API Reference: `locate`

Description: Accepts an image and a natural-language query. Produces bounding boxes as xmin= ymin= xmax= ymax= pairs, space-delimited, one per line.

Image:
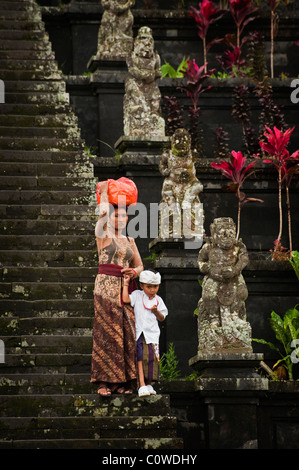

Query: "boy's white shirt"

xmin=129 ymin=290 xmax=168 ymax=344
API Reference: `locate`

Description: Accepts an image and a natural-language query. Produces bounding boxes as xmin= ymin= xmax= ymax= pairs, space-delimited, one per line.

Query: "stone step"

xmin=1 ymin=335 xmax=93 ymax=354
xmin=0 ymin=20 xmax=44 ymax=32
xmin=0 ymin=150 xmax=87 ymax=163
xmin=0 ymin=40 xmax=50 ymax=51
xmin=0 ymin=126 xmax=78 ymax=139
xmin=0 ymin=394 xmax=172 ymax=418
xmin=0 ymin=204 xmax=95 ymax=220
xmin=0 ymin=353 xmax=92 ymax=373
xmin=0 ymin=69 xmax=62 ymax=81
xmin=4 ymin=92 xmax=70 ymax=105
xmin=0 ymin=103 xmax=73 ymax=116
xmin=0 ymin=233 xmax=94 ymax=250
xmin=0 ymin=250 xmax=97 ymax=267
xmin=0 ymin=281 xmax=94 ymax=300
xmin=0 ymin=190 xmax=93 ymax=205
xmin=1 ymin=266 xmax=96 ymax=281
xmin=0 ymin=2 xmax=40 ymax=12
xmin=0 ymin=373 xmax=93 ymax=395
xmin=0 ymin=30 xmax=48 ymax=41
xmin=1 ymin=218 xmax=95 ymax=234
xmin=0 ymin=415 xmax=178 ymax=440
xmin=0 ymin=9 xmax=40 ymax=20
xmin=0 ymin=298 xmax=95 ymax=317
xmin=0 ymin=58 xmax=57 ymax=71
xmin=0 ymin=176 xmax=95 ymax=190
xmin=0 ymin=113 xmax=77 ymax=128
xmin=0 ymin=162 xmax=93 ymax=177
xmin=0 ymin=49 xmax=55 ymax=61
xmin=0 ymin=137 xmax=85 ymax=151
xmin=0 ymin=437 xmax=184 ymax=450
xmin=0 ymin=316 xmax=93 ymax=336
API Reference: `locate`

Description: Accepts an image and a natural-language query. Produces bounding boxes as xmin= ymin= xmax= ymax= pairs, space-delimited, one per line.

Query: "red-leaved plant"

xmin=180 ymin=59 xmax=214 ymax=109
xmin=259 ymin=125 xmax=299 ymax=256
xmin=190 ymin=0 xmax=224 ymax=72
xmin=211 ymin=150 xmax=262 ymax=239
xmin=229 ymin=0 xmax=259 ymax=48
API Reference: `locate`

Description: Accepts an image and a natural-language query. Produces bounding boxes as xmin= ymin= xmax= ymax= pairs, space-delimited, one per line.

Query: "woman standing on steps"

xmin=91 ymin=181 xmax=143 ymax=396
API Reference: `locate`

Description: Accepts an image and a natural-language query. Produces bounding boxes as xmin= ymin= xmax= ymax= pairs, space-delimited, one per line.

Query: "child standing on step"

xmin=122 ymin=270 xmax=168 ymax=397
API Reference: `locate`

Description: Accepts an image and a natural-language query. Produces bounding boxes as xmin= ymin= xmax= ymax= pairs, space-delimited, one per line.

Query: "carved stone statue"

xmin=159 ymin=128 xmax=203 ymax=239
xmin=123 ymin=26 xmax=165 ymax=137
xmin=97 ymin=0 xmax=135 ymax=59
xmin=197 ymin=217 xmax=252 ymax=353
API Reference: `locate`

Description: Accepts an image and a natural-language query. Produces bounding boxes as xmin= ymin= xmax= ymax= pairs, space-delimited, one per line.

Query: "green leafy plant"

xmin=159 ymin=342 xmax=181 ymax=380
xmin=289 ymin=251 xmax=299 ymax=281
xmin=253 ymin=307 xmax=299 ymax=380
xmin=161 ymin=57 xmax=189 ymax=78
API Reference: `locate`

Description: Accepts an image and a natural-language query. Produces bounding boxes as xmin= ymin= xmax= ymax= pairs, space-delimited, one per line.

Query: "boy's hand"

xmin=150 ymin=305 xmax=158 ymax=315
xmin=123 ymin=274 xmax=131 ymax=285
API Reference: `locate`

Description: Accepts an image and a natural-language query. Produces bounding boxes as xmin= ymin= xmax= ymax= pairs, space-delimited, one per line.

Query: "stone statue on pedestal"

xmin=123 ymin=26 xmax=165 ymax=137
xmin=97 ymin=0 xmax=135 ymax=59
xmin=197 ymin=217 xmax=252 ymax=353
xmin=159 ymin=128 xmax=203 ymax=239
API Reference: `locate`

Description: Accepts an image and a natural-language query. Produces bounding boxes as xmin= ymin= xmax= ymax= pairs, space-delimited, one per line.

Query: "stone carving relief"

xmin=123 ymin=26 xmax=165 ymax=137
xmin=159 ymin=128 xmax=203 ymax=240
xmin=197 ymin=217 xmax=252 ymax=353
xmin=97 ymin=0 xmax=135 ymax=59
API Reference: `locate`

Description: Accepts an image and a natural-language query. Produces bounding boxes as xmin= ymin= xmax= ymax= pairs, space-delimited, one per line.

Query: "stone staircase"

xmin=0 ymin=0 xmax=183 ymax=449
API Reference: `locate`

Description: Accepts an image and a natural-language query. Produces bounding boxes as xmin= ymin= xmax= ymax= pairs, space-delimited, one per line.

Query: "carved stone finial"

xmin=123 ymin=26 xmax=165 ymax=137
xmin=196 ymin=217 xmax=252 ymax=353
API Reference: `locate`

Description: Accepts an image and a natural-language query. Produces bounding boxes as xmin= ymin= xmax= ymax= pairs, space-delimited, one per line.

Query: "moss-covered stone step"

xmin=0 ymin=190 xmax=93 ymax=205
xmin=0 ymin=297 xmax=95 ymax=318
xmin=1 ymin=353 xmax=92 ymax=373
xmin=5 ymin=93 xmax=70 ymax=107
xmin=0 ymin=162 xmax=93 ymax=177
xmin=0 ymin=103 xmax=73 ymax=117
xmin=0 ymin=69 xmax=62 ymax=81
xmin=0 ymin=150 xmax=87 ymax=163
xmin=1 ymin=218 xmax=95 ymax=235
xmin=1 ymin=49 xmax=55 ymax=61
xmin=0 ymin=29 xmax=48 ymax=41
xmin=0 ymin=206 xmax=94 ymax=222
xmin=0 ymin=436 xmax=184 ymax=449
xmin=0 ymin=249 xmax=97 ymax=267
xmin=0 ymin=113 xmax=78 ymax=128
xmin=0 ymin=393 xmax=172 ymax=418
xmin=0 ymin=281 xmax=94 ymax=300
xmin=0 ymin=19 xmax=44 ymax=31
xmin=0 ymin=234 xmax=94 ymax=250
xmin=0 ymin=373 xmax=93 ymax=395
xmin=0 ymin=9 xmax=40 ymax=20
xmin=0 ymin=336 xmax=92 ymax=354
xmin=0 ymin=176 xmax=95 ymax=190
xmin=0 ymin=136 xmax=85 ymax=151
xmin=0 ymin=39 xmax=51 ymax=50
xmin=0 ymin=1 xmax=40 ymax=12
xmin=0 ymin=126 xmax=78 ymax=139
xmin=0 ymin=316 xmax=93 ymax=336
xmin=1 ymin=266 xmax=96 ymax=282
xmin=0 ymin=415 xmax=178 ymax=440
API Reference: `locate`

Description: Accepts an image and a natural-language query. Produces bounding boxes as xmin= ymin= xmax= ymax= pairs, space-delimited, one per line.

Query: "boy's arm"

xmin=150 ymin=305 xmax=166 ymax=322
xmin=122 ymin=274 xmax=131 ymax=304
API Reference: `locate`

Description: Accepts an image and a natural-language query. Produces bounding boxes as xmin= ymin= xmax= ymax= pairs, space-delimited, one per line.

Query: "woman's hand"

xmin=121 ymin=267 xmax=136 ymax=279
xmin=97 ymin=181 xmax=109 ymax=194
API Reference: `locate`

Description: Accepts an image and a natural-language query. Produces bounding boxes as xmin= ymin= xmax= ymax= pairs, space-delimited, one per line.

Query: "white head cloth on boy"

xmin=139 ymin=270 xmax=161 ymax=285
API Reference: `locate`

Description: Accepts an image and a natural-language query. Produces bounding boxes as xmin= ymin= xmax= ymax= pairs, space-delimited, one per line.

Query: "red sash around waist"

xmin=98 ymin=263 xmax=138 ymax=294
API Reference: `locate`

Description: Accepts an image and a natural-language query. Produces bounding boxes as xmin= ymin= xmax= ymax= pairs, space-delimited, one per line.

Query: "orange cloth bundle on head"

xmin=96 ymin=177 xmax=138 ymax=207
